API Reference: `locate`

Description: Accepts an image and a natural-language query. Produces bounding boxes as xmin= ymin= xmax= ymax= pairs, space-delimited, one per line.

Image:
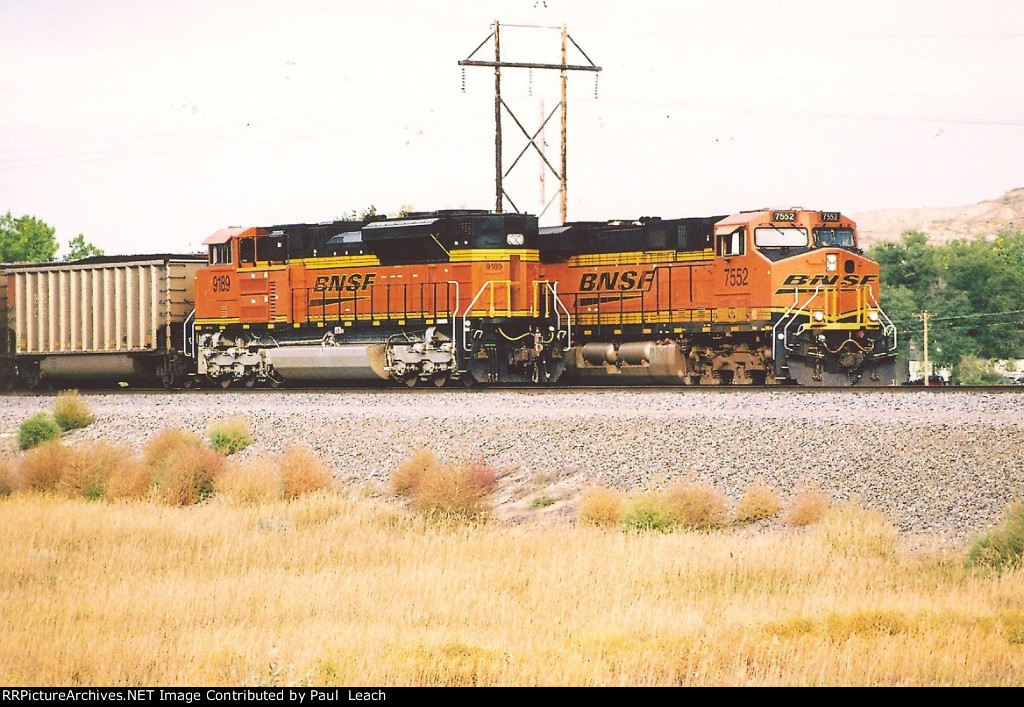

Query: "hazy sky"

xmin=2 ymin=0 xmax=1023 ymax=255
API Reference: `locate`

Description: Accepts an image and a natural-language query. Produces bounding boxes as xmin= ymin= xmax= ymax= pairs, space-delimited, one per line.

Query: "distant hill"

xmin=851 ymin=188 xmax=1024 ymax=248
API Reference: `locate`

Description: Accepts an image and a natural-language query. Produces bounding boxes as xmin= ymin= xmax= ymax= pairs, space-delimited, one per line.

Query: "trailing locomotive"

xmin=0 ymin=207 xmax=897 ymax=389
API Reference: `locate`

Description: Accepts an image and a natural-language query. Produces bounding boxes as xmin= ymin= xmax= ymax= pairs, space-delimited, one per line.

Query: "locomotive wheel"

xmin=431 ymin=374 xmax=448 ymax=388
xmin=182 ymin=376 xmax=196 ymax=390
xmin=243 ymin=372 xmax=257 ymax=389
xmin=460 ymin=373 xmax=477 ymax=388
xmin=403 ymin=375 xmax=419 ymax=388
xmin=219 ymin=377 xmax=232 ymax=390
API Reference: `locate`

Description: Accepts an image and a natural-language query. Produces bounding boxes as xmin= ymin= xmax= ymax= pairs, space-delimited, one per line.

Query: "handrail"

xmin=771 ymin=292 xmax=802 ymax=371
xmin=779 ymin=287 xmax=822 ymax=351
xmin=183 ymin=308 xmax=196 ymax=359
xmin=462 ymin=281 xmax=511 ymax=351
xmin=447 ymin=280 xmax=460 ymax=348
xmin=547 ymin=281 xmax=572 ymax=350
xmin=531 ymin=280 xmax=573 ymax=350
xmin=865 ymin=287 xmax=898 ymax=352
xmin=305 ymin=280 xmax=459 ymax=324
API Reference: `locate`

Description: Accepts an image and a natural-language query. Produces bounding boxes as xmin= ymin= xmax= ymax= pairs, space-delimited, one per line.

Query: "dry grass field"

xmin=2 ymin=488 xmax=1023 ymax=687
xmin=1 ymin=390 xmax=1022 ymax=686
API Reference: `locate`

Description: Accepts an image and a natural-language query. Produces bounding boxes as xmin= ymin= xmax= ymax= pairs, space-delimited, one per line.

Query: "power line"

xmin=894 ymin=309 xmax=1024 ymax=326
xmin=0 ymin=103 xmax=494 ymax=171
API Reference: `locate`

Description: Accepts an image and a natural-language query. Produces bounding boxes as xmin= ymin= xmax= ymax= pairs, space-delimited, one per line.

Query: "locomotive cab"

xmin=747 ymin=209 xmax=896 ymax=385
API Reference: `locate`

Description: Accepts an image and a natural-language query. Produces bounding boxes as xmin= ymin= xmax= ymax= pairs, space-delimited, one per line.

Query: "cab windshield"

xmin=754 ymin=227 xmax=807 ymax=248
xmin=814 ymin=228 xmax=856 ymax=248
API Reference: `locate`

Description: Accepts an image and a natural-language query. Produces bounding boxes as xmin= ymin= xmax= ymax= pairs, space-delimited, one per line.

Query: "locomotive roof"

xmin=204 ymin=226 xmax=264 ymax=245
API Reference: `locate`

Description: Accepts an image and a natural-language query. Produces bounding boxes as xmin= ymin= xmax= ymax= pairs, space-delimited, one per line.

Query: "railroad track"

xmin=3 ymin=383 xmax=1023 ymax=397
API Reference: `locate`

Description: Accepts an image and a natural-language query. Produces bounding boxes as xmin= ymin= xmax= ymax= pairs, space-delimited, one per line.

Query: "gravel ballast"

xmin=2 ymin=388 xmax=1022 ymax=547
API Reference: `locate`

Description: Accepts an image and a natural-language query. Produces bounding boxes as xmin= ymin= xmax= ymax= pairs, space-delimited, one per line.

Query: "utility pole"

xmin=916 ymin=311 xmax=932 ymax=386
xmin=459 ymin=21 xmax=601 ymax=223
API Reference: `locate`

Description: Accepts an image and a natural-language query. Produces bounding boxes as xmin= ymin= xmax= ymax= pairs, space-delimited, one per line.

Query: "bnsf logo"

xmin=579 ymin=270 xmax=655 ymax=292
xmin=782 ymin=274 xmax=878 ymax=287
xmin=313 ymin=273 xmax=377 ymax=292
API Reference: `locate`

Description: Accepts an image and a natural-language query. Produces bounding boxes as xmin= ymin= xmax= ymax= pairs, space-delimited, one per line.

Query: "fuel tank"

xmin=565 ymin=341 xmax=691 ymax=384
xmin=265 ymin=344 xmax=389 ymax=381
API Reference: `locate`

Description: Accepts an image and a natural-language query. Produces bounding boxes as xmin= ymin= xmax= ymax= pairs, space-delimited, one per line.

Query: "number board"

xmin=772 ymin=211 xmax=797 ymax=222
xmin=820 ymin=211 xmax=841 ymax=222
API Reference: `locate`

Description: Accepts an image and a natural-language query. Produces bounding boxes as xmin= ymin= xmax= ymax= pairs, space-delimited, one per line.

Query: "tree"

xmin=336 ymin=206 xmax=380 ymax=221
xmin=868 ymin=230 xmax=938 ymax=300
xmin=0 ymin=211 xmax=58 ymax=263
xmin=952 ymin=354 xmax=1004 ymax=386
xmin=871 ymin=226 xmax=1024 ymax=373
xmin=65 ymin=234 xmax=104 ymax=260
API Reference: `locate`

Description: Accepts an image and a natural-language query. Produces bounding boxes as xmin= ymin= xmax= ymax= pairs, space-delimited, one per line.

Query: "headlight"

xmin=812 ymin=310 xmax=825 ymax=322
xmin=867 ymin=309 xmax=880 ymax=322
xmin=826 ymin=253 xmax=838 ymax=272
xmin=506 ymin=233 xmax=525 ymax=246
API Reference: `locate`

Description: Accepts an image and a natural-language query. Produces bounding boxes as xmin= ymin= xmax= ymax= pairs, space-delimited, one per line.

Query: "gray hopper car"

xmin=1 ymin=255 xmax=206 ymax=389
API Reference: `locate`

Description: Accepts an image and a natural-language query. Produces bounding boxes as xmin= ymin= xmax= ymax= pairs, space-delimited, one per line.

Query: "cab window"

xmin=754 ymin=227 xmax=807 ymax=247
xmin=239 ymin=238 xmax=256 ymax=265
xmin=209 ymin=242 xmax=232 ymax=265
xmin=814 ymin=228 xmax=856 ymax=248
xmin=256 ymin=235 xmax=287 ymax=263
xmin=716 ymin=228 xmax=745 ymax=257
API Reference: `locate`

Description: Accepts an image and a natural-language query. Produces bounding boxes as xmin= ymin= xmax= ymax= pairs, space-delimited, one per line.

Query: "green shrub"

xmin=952 ymin=355 xmax=1004 ymax=386
xmin=53 ymin=389 xmax=95 ymax=431
xmin=207 ymin=417 xmax=252 ymax=455
xmin=967 ymin=499 xmax=1024 ymax=572
xmin=17 ymin=412 xmax=62 ymax=450
xmin=620 ymin=483 xmax=727 ymax=533
xmin=998 ymin=611 xmax=1024 ymax=645
xmin=622 ymin=492 xmax=679 ymax=532
xmin=531 ymin=494 xmax=556 ymax=508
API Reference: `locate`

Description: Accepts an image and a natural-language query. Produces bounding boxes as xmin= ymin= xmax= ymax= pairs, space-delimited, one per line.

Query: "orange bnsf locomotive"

xmin=0 ymin=207 xmax=897 ymax=389
xmin=187 ymin=207 xmax=896 ymax=388
xmin=544 ymin=208 xmax=897 ymax=386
